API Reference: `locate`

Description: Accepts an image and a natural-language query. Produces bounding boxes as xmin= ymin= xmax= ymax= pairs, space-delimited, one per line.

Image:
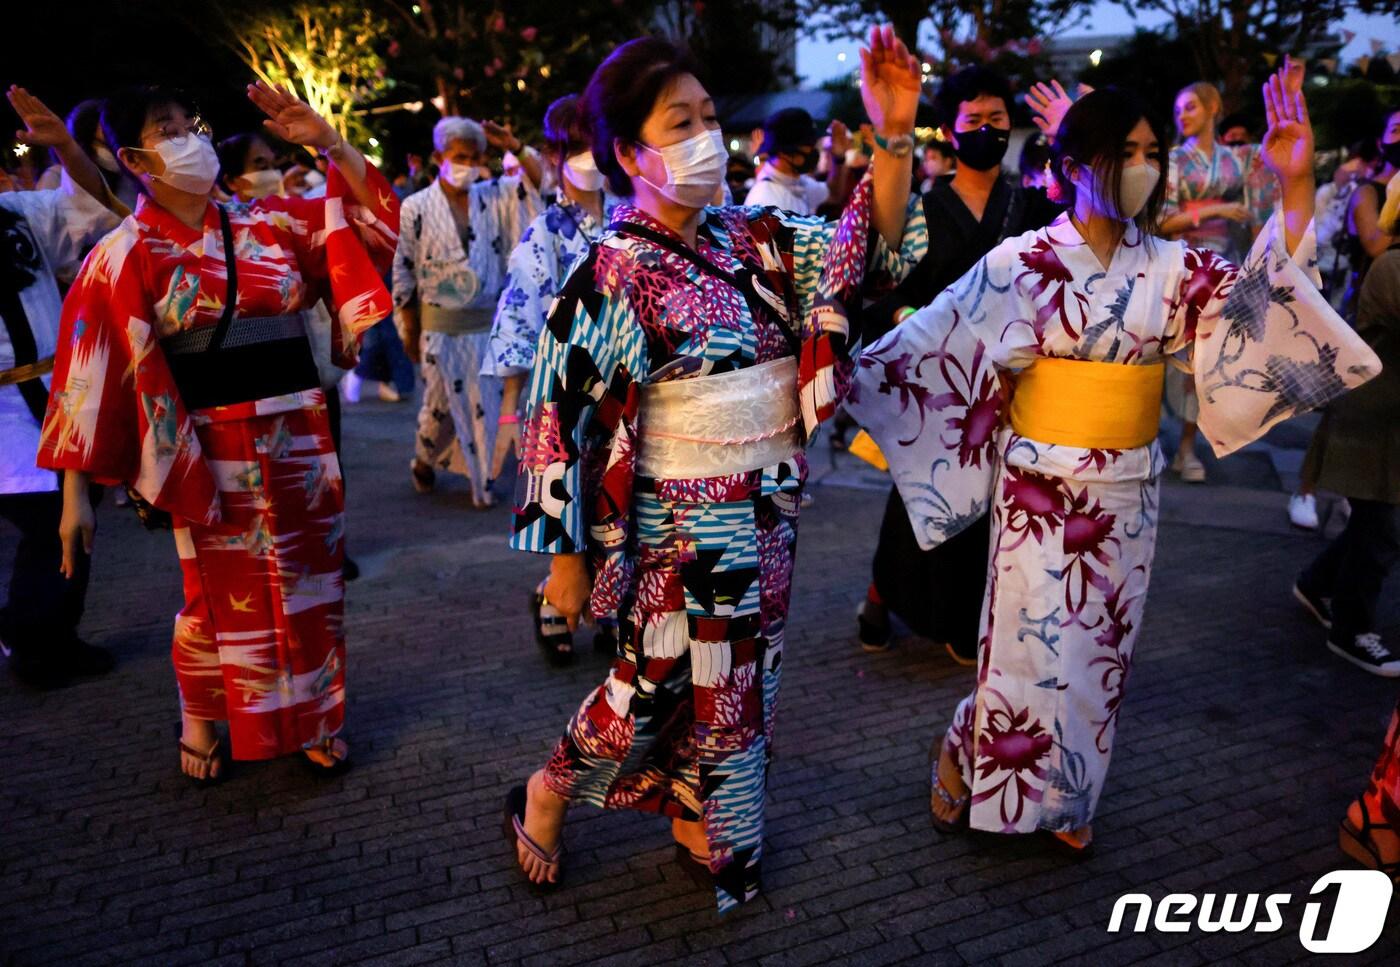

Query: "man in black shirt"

xmin=858 ymin=66 xmax=1061 ymax=663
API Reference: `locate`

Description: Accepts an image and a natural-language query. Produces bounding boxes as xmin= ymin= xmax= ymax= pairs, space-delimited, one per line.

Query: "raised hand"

xmin=8 ymin=86 xmax=73 ymax=149
xmin=859 ymin=24 xmax=921 ymax=138
xmin=482 ymin=120 xmax=521 ymax=154
xmin=247 ymin=80 xmax=339 ymax=151
xmin=1027 ymin=80 xmax=1091 ymax=139
xmin=828 ymin=119 xmax=852 ymax=158
xmin=1261 ymin=66 xmax=1313 ymax=183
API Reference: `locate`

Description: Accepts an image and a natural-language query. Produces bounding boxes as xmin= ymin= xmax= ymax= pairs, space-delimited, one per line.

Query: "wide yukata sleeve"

xmin=391 ymin=190 xmax=423 ymax=310
xmin=1177 ymin=213 xmax=1382 ymax=456
xmin=486 ymin=174 xmax=543 ymax=258
xmin=845 ymin=236 xmax=1041 ymax=549
xmin=1238 ymin=144 xmax=1279 ymax=228
xmin=744 ymin=174 xmax=926 ymax=431
xmin=37 ymin=226 xmax=220 ymax=524
xmin=486 ymin=211 xmax=555 ymax=378
xmin=509 ymin=243 xmax=637 ymax=560
xmin=8 ymin=172 xmax=120 ymax=275
xmin=259 ymin=162 xmax=400 ymax=367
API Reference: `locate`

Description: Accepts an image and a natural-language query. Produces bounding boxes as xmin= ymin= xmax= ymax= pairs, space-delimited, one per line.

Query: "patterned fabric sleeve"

xmin=485 ymin=210 xmax=554 ymax=378
xmin=488 ymin=175 xmax=543 ymax=259
xmin=391 ymin=190 xmax=422 ymax=309
xmin=845 ymin=236 xmax=1042 ymax=549
xmin=509 ymin=247 xmax=634 ymax=556
xmin=1162 ymin=150 xmax=1185 ymax=219
xmin=1175 ymin=213 xmax=1381 ymax=456
xmin=1238 ymin=144 xmax=1280 ymax=229
xmin=37 ymin=227 xmax=220 ymax=524
xmin=257 ymin=162 xmax=400 ymax=366
xmin=742 ymin=175 xmax=926 ymax=431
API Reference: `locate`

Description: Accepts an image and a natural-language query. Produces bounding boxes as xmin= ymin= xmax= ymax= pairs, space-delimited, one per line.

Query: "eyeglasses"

xmin=140 ymin=115 xmax=213 ymax=147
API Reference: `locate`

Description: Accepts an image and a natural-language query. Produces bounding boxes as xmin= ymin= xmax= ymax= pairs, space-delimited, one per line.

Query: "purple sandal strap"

xmin=512 ymin=814 xmax=560 ymax=867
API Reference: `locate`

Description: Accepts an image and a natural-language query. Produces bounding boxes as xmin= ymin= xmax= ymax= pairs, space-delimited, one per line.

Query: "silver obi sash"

xmin=636 ymin=357 xmax=800 ymax=479
xmin=420 ymin=304 xmax=495 ymax=335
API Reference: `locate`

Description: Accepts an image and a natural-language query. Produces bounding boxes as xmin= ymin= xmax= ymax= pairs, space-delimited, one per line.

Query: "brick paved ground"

xmin=2 ymin=398 xmax=1397 ymax=967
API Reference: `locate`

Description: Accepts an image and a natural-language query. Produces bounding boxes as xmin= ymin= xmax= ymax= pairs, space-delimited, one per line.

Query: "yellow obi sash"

xmin=1009 ymin=357 xmax=1165 ymax=450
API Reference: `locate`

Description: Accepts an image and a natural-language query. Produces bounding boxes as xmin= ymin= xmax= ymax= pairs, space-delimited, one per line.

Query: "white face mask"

xmin=637 ymin=129 xmax=727 ymax=209
xmin=140 ymin=134 xmax=219 ymax=195
xmin=93 ymin=144 xmax=120 ymax=173
xmin=563 ymin=151 xmax=605 ymax=192
xmin=1076 ymin=160 xmax=1160 ymax=221
xmin=238 ymin=168 xmax=284 ymax=200
xmin=441 ymin=161 xmax=479 ymax=189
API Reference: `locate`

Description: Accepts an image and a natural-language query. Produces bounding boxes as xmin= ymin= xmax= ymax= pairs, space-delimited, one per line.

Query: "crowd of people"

xmin=1 ymin=20 xmax=1398 ymax=911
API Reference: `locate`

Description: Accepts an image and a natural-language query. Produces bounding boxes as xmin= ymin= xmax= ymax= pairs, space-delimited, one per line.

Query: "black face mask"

xmin=1383 ymin=139 xmax=1400 ymax=169
xmin=953 ymin=125 xmax=1010 ymax=172
xmin=786 ymin=147 xmax=819 ymax=175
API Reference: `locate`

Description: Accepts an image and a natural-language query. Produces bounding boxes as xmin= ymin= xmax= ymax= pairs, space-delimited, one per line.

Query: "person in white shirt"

xmin=0 ymin=87 xmax=122 ymax=688
xmin=743 ymin=107 xmax=835 ymax=215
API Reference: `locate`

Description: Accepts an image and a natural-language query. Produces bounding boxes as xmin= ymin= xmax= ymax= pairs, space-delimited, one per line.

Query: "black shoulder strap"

xmin=613 ymin=220 xmax=802 ymax=356
xmin=207 ymin=205 xmax=238 ymax=353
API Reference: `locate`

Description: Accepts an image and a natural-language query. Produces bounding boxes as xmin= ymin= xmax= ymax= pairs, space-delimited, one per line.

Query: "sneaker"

xmin=857 ymin=598 xmax=892 ymax=653
xmin=341 ymin=371 xmax=363 ymax=404
xmin=1288 ymin=493 xmax=1319 ymax=530
xmin=1327 ymin=633 xmax=1400 ymax=678
xmin=1292 ymin=580 xmax=1333 ymax=630
xmin=410 ymin=460 xmax=435 ymax=495
xmin=1175 ymin=448 xmax=1206 ymax=483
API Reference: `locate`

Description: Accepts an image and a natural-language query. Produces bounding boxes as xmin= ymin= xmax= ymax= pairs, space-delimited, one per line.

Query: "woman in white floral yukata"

xmin=484 ymin=93 xmax=623 ymax=667
xmin=848 ymin=71 xmax=1381 ymax=853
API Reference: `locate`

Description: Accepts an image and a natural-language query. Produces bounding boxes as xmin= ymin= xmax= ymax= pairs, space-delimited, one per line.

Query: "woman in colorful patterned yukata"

xmin=502 ymin=28 xmax=926 ymax=910
xmin=848 ymin=72 xmax=1381 ymax=853
xmin=485 ymin=93 xmax=624 ymax=667
xmin=38 ymin=82 xmax=398 ymax=782
xmin=1159 ymin=80 xmax=1281 ymax=484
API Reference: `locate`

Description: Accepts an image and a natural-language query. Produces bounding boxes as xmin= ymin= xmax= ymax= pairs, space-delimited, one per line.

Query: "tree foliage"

xmin=225 ymin=3 xmax=391 ymax=142
xmin=1118 ymin=0 xmax=1400 ymax=109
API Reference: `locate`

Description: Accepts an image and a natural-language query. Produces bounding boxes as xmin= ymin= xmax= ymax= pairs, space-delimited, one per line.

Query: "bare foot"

xmin=179 ymin=716 xmax=223 ymax=780
xmin=1052 ymin=826 xmax=1094 ymax=850
xmin=930 ymin=736 xmax=968 ymax=826
xmin=304 ymin=737 xmax=349 ymax=769
xmin=517 ymin=770 xmax=567 ymax=884
xmin=672 ymin=817 xmax=708 ymax=860
xmin=1346 ymin=798 xmax=1400 ymax=866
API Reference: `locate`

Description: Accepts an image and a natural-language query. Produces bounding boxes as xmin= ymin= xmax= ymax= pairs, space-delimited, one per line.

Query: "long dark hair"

xmin=582 ymin=37 xmax=699 ymax=196
xmin=1051 ymin=88 xmax=1170 ymax=239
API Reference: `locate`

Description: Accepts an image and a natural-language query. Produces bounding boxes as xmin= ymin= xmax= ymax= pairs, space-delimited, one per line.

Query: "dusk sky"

xmin=796 ymin=3 xmax=1400 ymax=85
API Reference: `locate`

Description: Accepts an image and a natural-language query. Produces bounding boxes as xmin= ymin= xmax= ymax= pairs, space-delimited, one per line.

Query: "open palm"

xmin=1260 ymin=67 xmax=1313 ymax=182
xmin=247 ymin=80 xmax=338 ymax=151
xmin=859 ymin=24 xmax=921 ymax=137
xmin=8 ymin=86 xmax=70 ymax=149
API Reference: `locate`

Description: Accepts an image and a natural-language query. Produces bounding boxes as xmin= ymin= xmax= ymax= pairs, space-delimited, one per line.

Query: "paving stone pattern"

xmin=2 ymin=400 xmax=1398 ymax=966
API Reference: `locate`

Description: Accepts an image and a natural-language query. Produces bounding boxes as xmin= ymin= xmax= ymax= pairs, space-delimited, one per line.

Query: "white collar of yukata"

xmin=1048 ymin=211 xmax=1147 ymax=246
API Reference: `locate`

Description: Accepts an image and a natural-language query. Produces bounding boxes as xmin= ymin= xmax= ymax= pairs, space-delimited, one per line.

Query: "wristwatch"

xmin=873 ymin=131 xmax=915 ymax=158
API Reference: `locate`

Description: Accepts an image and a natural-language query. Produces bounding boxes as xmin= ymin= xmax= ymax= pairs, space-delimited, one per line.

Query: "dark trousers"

xmin=353 ymin=316 xmax=415 ymax=394
xmin=1301 ymin=498 xmax=1400 ymax=641
xmin=0 ymin=485 xmax=92 ymax=658
xmin=871 ymin=486 xmax=991 ymax=652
